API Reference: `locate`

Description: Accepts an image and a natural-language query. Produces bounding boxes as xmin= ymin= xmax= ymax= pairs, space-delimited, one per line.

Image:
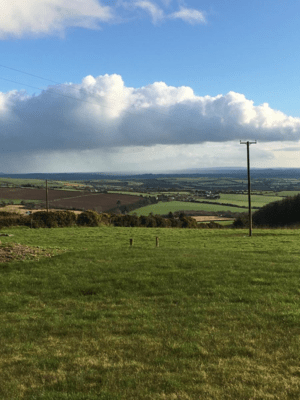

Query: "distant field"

xmin=277 ymin=191 xmax=300 ymax=196
xmin=0 ymin=178 xmax=46 ymax=186
xmin=206 ymin=193 xmax=284 ymax=208
xmin=108 ymin=191 xmax=148 ymax=197
xmin=0 ymin=188 xmax=142 ymax=212
xmin=0 ymin=178 xmax=86 ymax=189
xmin=0 ymin=227 xmax=300 ymax=398
xmin=0 ymin=188 xmax=84 ymax=202
xmin=130 ymin=201 xmax=246 ymax=216
xmin=108 ymin=191 xmax=190 ymax=197
xmin=0 ymin=199 xmax=41 ymax=205
xmin=130 ymin=193 xmax=293 ymax=216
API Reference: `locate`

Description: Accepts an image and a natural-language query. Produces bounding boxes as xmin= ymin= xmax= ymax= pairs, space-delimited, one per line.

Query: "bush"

xmin=233 ymin=213 xmax=249 ymax=228
xmin=31 ymin=211 xmax=77 ymax=228
xmin=76 ymin=210 xmax=102 ymax=227
xmin=0 ymin=211 xmax=28 ymax=229
xmin=233 ymin=194 xmax=300 ymax=228
xmin=253 ymin=194 xmax=300 ymax=227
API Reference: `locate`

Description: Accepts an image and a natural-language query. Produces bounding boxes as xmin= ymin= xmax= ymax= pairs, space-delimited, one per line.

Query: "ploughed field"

xmin=0 ymin=188 xmax=142 ymax=211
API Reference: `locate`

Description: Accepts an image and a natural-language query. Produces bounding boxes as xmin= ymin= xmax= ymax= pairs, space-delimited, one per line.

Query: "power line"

xmin=0 ymin=76 xmax=176 ymax=123
xmin=0 ymin=63 xmax=197 ymax=121
xmin=0 ymin=63 xmax=176 ymax=119
xmin=0 ymin=70 xmax=203 ymax=134
xmin=0 ymin=63 xmax=61 ymax=85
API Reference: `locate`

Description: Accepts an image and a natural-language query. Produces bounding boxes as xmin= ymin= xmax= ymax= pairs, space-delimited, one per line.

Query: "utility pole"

xmin=240 ymin=140 xmax=256 ymax=236
xmin=46 ymin=179 xmax=49 ymax=213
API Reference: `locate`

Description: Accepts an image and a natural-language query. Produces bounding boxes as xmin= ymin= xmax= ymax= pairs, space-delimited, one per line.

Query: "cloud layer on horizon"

xmin=1 ymin=73 xmax=300 ymax=152
xmin=1 ymin=73 xmax=300 ymax=172
xmin=0 ymin=0 xmax=206 ymax=39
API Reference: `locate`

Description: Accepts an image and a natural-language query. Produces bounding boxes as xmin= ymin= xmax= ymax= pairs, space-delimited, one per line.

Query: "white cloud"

xmin=1 ymin=73 xmax=300 ymax=172
xmin=0 ymin=0 xmax=207 ymax=38
xmin=169 ymin=6 xmax=206 ymax=24
xmin=133 ymin=1 xmax=165 ymax=23
xmin=0 ymin=0 xmax=114 ymax=39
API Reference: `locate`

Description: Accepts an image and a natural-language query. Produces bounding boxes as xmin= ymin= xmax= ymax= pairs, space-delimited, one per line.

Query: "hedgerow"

xmin=0 ymin=210 xmax=219 ymax=229
xmin=77 ymin=210 xmax=110 ymax=227
xmin=30 ymin=211 xmax=77 ymax=228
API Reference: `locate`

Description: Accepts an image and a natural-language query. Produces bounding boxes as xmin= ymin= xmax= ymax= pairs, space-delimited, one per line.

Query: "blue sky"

xmin=1 ymin=0 xmax=300 ymax=173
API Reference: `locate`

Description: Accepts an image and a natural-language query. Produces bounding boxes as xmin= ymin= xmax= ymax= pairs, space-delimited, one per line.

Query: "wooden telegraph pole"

xmin=240 ymin=140 xmax=256 ymax=236
xmin=46 ymin=179 xmax=49 ymax=213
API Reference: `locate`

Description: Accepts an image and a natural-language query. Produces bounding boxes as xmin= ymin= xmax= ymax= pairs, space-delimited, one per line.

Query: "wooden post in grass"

xmin=240 ymin=140 xmax=256 ymax=236
xmin=156 ymin=237 xmax=159 ymax=247
xmin=45 ymin=179 xmax=49 ymax=213
xmin=130 ymin=238 xmax=133 ymax=246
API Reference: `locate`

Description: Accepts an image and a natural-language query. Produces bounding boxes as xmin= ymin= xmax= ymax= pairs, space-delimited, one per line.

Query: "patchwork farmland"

xmin=0 ymin=188 xmax=142 ymax=212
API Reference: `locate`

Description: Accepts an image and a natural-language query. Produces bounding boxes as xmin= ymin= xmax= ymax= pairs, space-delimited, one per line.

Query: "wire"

xmin=0 ymin=71 xmax=196 ymax=126
xmin=0 ymin=62 xmax=194 ymax=120
xmin=0 ymin=76 xmax=139 ymax=115
xmin=0 ymin=63 xmax=61 ymax=85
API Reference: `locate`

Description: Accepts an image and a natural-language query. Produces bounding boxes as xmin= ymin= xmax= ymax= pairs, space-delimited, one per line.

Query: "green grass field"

xmin=108 ymin=191 xmax=190 ymax=197
xmin=130 ymin=201 xmax=246 ymax=216
xmin=0 ymin=178 xmax=85 ymax=190
xmin=130 ymin=193 xmax=294 ymax=216
xmin=0 ymin=199 xmax=41 ymax=205
xmin=0 ymin=178 xmax=47 ymax=186
xmin=108 ymin=191 xmax=149 ymax=197
xmin=277 ymin=191 xmax=300 ymax=197
xmin=207 ymin=193 xmax=284 ymax=208
xmin=0 ymin=226 xmax=300 ymax=399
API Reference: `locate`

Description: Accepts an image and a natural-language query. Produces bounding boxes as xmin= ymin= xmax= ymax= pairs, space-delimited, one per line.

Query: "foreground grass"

xmin=0 ymin=226 xmax=300 ymax=399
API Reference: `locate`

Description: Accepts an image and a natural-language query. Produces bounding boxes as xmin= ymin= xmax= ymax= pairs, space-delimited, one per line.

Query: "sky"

xmin=1 ymin=0 xmax=300 ymax=173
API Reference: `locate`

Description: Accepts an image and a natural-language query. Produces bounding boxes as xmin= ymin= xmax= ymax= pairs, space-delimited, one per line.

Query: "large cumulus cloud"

xmin=1 ymin=73 xmax=300 ymax=156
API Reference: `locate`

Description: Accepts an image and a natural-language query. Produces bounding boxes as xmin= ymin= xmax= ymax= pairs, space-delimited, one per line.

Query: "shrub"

xmin=233 ymin=194 xmax=300 ymax=228
xmin=252 ymin=194 xmax=300 ymax=227
xmin=0 ymin=211 xmax=28 ymax=229
xmin=31 ymin=211 xmax=77 ymax=228
xmin=76 ymin=210 xmax=102 ymax=227
xmin=233 ymin=213 xmax=249 ymax=228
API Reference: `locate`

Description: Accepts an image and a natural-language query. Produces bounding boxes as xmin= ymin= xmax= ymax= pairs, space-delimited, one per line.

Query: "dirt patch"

xmin=0 ymin=187 xmax=83 ymax=201
xmin=0 ymin=205 xmax=83 ymax=215
xmin=191 ymin=216 xmax=234 ymax=222
xmin=0 ymin=189 xmax=142 ymax=212
xmin=0 ymin=242 xmax=62 ymax=263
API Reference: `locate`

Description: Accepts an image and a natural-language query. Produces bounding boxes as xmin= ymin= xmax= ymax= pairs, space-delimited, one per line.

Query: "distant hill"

xmin=0 ymin=168 xmax=300 ymax=181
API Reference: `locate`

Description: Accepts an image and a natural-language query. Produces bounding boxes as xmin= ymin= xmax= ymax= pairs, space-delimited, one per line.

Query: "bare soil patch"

xmin=0 ymin=243 xmax=61 ymax=263
xmin=50 ymin=193 xmax=141 ymax=212
xmin=0 ymin=205 xmax=83 ymax=215
xmin=0 ymin=188 xmax=82 ymax=201
xmin=191 ymin=216 xmax=234 ymax=222
xmin=0 ymin=189 xmax=141 ymax=211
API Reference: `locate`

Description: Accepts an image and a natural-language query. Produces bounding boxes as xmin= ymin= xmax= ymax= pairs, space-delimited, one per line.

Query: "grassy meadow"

xmin=129 ymin=193 xmax=297 ymax=216
xmin=204 ymin=193 xmax=284 ymax=208
xmin=1 ymin=226 xmax=300 ymax=399
xmin=0 ymin=199 xmax=41 ymax=205
xmin=130 ymin=201 xmax=246 ymax=216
